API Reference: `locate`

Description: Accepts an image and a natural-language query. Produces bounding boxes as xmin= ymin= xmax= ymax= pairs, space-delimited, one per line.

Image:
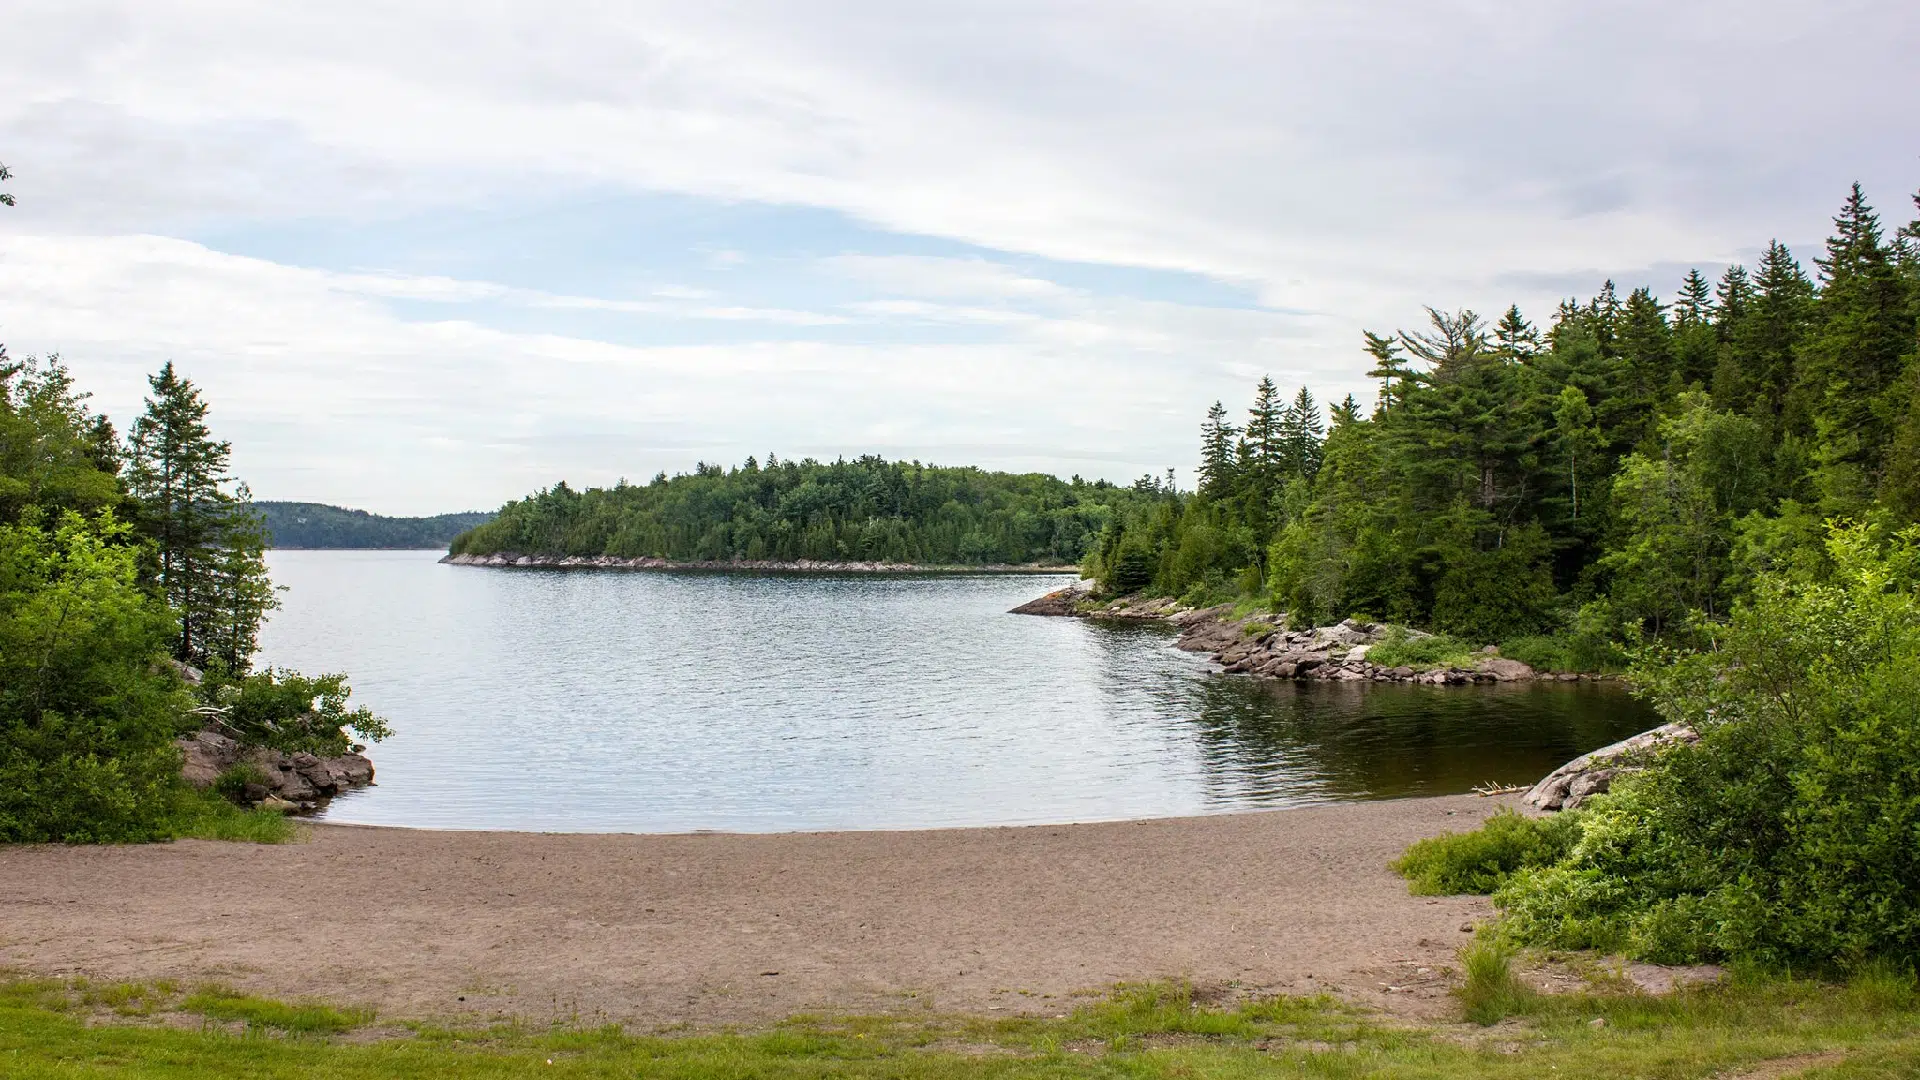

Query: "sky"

xmin=2 ymin=2 xmax=1917 ymax=514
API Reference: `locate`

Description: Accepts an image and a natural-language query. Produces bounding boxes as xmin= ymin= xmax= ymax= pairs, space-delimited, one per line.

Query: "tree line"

xmin=452 ymin=456 xmax=1170 ymax=566
xmin=1093 ymin=181 xmax=1920 ymax=664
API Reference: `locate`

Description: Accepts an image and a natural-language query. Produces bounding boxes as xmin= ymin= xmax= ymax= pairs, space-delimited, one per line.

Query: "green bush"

xmin=1493 ymin=521 xmax=1920 ymax=971
xmin=1367 ymin=627 xmax=1478 ymax=670
xmin=211 ymin=763 xmax=267 ymax=803
xmin=1496 ymin=634 xmax=1571 ymax=672
xmin=199 ymin=668 xmax=390 ymax=757
xmin=1392 ymin=809 xmax=1582 ymax=895
xmin=0 ymin=512 xmax=191 ymax=843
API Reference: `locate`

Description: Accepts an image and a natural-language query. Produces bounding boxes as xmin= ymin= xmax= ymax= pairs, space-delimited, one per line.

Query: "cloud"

xmin=2 ymin=1 xmax=1916 ymax=507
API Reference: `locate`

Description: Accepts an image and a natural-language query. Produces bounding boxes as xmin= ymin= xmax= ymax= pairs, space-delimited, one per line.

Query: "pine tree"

xmin=1197 ymin=400 xmax=1238 ymax=498
xmin=1492 ymin=305 xmax=1541 ymax=363
xmin=1399 ymin=307 xmax=1488 ymax=382
xmin=1586 ymin=281 xmax=1624 ymax=357
xmin=126 ymin=362 xmax=273 ymax=668
xmin=1280 ymin=386 xmax=1325 ymax=479
xmin=1675 ymin=269 xmax=1715 ymax=330
xmin=1618 ymin=287 xmax=1676 ymax=443
xmin=1799 ymin=183 xmax=1916 ymax=508
xmin=1363 ymin=330 xmax=1413 ymax=412
xmin=1330 ymin=394 xmax=1362 ymax=427
xmin=0 ymin=161 xmax=13 ymax=207
xmin=1735 ymin=241 xmax=1815 ymax=426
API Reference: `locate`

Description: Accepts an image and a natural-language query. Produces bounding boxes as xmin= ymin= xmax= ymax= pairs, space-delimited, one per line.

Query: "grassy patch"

xmin=5 ymin=972 xmax=1920 ymax=1078
xmin=168 ymin=788 xmax=300 ymax=843
xmin=1392 ymin=808 xmax=1582 ymax=895
xmin=181 ymin=986 xmax=375 ymax=1035
xmin=1367 ymin=627 xmax=1481 ymax=670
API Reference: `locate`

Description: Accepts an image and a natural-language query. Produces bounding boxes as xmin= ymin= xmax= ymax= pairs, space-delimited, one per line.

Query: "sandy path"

xmin=0 ymin=796 xmax=1509 ymax=1026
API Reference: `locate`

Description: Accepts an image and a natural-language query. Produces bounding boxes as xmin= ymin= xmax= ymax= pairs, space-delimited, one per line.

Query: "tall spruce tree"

xmin=1363 ymin=330 xmax=1413 ymax=412
xmin=125 ymin=362 xmax=273 ymax=668
xmin=1800 ymin=184 xmax=1916 ymax=509
xmin=1738 ymin=241 xmax=1815 ymax=427
xmin=1197 ymin=400 xmax=1239 ymax=498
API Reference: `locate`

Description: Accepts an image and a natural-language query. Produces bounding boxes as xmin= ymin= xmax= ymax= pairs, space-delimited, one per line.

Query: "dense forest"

xmin=451 ymin=458 xmax=1167 ymax=566
xmin=258 ymin=502 xmax=492 ymax=549
xmin=1086 ymin=182 xmax=1920 ymax=665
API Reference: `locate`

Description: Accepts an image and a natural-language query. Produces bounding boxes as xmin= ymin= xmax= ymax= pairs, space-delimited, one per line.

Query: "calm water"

xmin=258 ymin=550 xmax=1658 ymax=832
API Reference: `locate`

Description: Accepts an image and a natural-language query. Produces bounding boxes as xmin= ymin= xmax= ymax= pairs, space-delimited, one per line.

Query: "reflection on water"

xmin=259 ymin=550 xmax=1658 ymax=833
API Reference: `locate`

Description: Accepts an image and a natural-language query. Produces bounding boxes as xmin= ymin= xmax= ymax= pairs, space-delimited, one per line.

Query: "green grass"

xmin=1392 ymin=808 xmax=1582 ymax=895
xmin=5 ymin=971 xmax=1920 ymax=1078
xmin=167 ymin=788 xmax=300 ymax=844
xmin=1367 ymin=628 xmax=1482 ymax=670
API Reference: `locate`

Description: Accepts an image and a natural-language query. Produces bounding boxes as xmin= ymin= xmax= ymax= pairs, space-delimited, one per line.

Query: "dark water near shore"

xmin=259 ymin=550 xmax=1658 ymax=833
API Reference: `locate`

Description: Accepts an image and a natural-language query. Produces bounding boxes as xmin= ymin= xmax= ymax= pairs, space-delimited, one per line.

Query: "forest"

xmin=258 ymin=502 xmax=493 ymax=549
xmin=451 ymin=457 xmax=1167 ymax=566
xmin=1086 ymin=182 xmax=1920 ymax=665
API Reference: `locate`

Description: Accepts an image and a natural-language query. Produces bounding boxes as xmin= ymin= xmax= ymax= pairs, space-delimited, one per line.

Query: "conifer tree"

xmin=1399 ymin=307 xmax=1488 ymax=379
xmin=1673 ymin=269 xmax=1719 ymax=389
xmin=1363 ymin=330 xmax=1412 ymax=411
xmin=126 ymin=362 xmax=272 ymax=668
xmin=1732 ymin=241 xmax=1815 ymax=427
xmin=1800 ymin=185 xmax=1916 ymax=508
xmin=1492 ymin=305 xmax=1541 ymax=362
xmin=1280 ymin=386 xmax=1325 ymax=479
xmin=1675 ymin=269 xmax=1714 ymax=330
xmin=1197 ymin=400 xmax=1239 ymax=498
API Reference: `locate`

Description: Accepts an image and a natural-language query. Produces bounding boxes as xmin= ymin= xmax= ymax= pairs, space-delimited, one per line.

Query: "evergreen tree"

xmin=1586 ymin=281 xmax=1624 ymax=357
xmin=1736 ymin=241 xmax=1815 ymax=426
xmin=1399 ymin=307 xmax=1488 ymax=379
xmin=1280 ymin=386 xmax=1325 ymax=480
xmin=1672 ymin=269 xmax=1719 ymax=389
xmin=1363 ymin=330 xmax=1413 ymax=412
xmin=0 ymin=161 xmax=13 ymax=207
xmin=1197 ymin=400 xmax=1238 ymax=498
xmin=1491 ymin=304 xmax=1541 ymax=363
xmin=125 ymin=363 xmax=272 ymax=668
xmin=1617 ymin=287 xmax=1676 ymax=445
xmin=1799 ymin=184 xmax=1916 ymax=509
xmin=1675 ymin=269 xmax=1715 ymax=330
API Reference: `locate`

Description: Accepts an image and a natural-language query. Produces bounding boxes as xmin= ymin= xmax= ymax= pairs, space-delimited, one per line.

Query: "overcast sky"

xmin=3 ymin=2 xmax=1917 ymax=513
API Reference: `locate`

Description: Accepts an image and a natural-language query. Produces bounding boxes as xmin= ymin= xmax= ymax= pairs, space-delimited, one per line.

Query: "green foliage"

xmin=1365 ymin=627 xmax=1478 ymax=670
xmin=202 ymin=667 xmax=392 ymax=757
xmin=211 ymin=762 xmax=268 ymax=802
xmin=0 ymin=511 xmax=189 ymax=843
xmin=168 ymin=787 xmax=297 ymax=843
xmin=1393 ymin=809 xmax=1583 ymax=895
xmin=1495 ymin=521 xmax=1920 ymax=970
xmin=1457 ymin=939 xmax=1539 ymax=1026
xmin=258 ymin=501 xmax=494 ymax=549
xmin=125 ymin=362 xmax=279 ymax=669
xmin=455 ymin=457 xmax=1155 ymax=567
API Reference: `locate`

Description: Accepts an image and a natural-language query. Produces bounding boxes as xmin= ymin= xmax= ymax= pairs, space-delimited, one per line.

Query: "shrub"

xmin=199 ymin=668 xmax=391 ymax=757
xmin=1392 ymin=809 xmax=1582 ymax=895
xmin=1496 ymin=634 xmax=1571 ymax=672
xmin=1367 ymin=627 xmax=1478 ymax=670
xmin=0 ymin=512 xmax=190 ymax=843
xmin=1493 ymin=521 xmax=1920 ymax=971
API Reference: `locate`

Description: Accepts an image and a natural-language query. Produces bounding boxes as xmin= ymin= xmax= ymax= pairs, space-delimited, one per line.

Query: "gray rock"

xmin=1523 ymin=722 xmax=1700 ymax=811
xmin=1479 ymin=658 xmax=1536 ymax=682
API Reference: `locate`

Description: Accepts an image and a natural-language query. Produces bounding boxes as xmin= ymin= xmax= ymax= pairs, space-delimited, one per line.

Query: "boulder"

xmin=1009 ymin=581 xmax=1095 ymax=616
xmin=1479 ymin=657 xmax=1536 ymax=682
xmin=175 ymin=730 xmax=376 ymax=810
xmin=1523 ymin=722 xmax=1700 ymax=811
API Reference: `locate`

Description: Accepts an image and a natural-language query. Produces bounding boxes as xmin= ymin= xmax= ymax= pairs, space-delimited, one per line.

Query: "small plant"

xmin=168 ymin=788 xmax=297 ymax=843
xmin=1457 ymin=939 xmax=1538 ymax=1025
xmin=1366 ymin=627 xmax=1480 ymax=670
xmin=211 ymin=763 xmax=268 ymax=804
xmin=1393 ymin=809 xmax=1582 ymax=895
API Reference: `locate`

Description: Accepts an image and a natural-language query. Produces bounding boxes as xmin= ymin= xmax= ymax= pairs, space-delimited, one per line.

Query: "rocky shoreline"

xmin=443 ymin=552 xmax=1079 ymax=574
xmin=178 ymin=730 xmax=376 ymax=813
xmin=1013 ymin=582 xmax=1617 ymax=686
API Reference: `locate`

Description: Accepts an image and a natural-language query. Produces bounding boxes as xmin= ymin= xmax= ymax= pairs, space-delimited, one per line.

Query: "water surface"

xmin=259 ymin=550 xmax=1657 ymax=832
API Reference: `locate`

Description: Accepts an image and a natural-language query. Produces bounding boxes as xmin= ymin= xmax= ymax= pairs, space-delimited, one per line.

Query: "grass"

xmin=1392 ymin=808 xmax=1582 ymax=895
xmin=168 ymin=788 xmax=300 ymax=844
xmin=4 ymin=970 xmax=1920 ymax=1078
xmin=1367 ymin=627 xmax=1483 ymax=670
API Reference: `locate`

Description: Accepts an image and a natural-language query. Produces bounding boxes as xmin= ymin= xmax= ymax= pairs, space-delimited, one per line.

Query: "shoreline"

xmin=0 ymin=795 xmax=1509 ymax=1027
xmin=441 ymin=551 xmax=1082 ymax=573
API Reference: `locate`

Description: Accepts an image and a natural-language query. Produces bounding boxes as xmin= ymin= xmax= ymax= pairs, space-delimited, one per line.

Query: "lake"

xmin=258 ymin=550 xmax=1659 ymax=832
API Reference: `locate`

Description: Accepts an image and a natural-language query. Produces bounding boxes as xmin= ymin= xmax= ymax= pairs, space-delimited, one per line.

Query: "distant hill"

xmin=256 ymin=502 xmax=495 ymax=549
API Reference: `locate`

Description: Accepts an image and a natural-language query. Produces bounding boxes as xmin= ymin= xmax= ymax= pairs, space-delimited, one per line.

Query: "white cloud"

xmin=2 ymin=1 xmax=1916 ymax=506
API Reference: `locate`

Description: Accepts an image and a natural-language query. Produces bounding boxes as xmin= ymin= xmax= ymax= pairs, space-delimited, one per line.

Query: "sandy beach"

xmin=0 ymin=795 xmax=1511 ymax=1026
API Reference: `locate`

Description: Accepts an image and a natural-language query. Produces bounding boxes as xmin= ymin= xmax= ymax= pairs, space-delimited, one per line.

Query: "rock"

xmin=1347 ymin=644 xmax=1372 ymax=662
xmin=1523 ymin=722 xmax=1700 ymax=811
xmin=1479 ymin=657 xmax=1535 ymax=682
xmin=1624 ymin=963 xmax=1725 ymax=995
xmin=1009 ymin=581 xmax=1095 ymax=616
xmin=258 ymin=796 xmax=301 ymax=813
xmin=177 ymin=730 xmax=241 ymax=788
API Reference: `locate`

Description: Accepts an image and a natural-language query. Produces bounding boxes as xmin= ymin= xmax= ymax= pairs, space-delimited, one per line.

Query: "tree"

xmin=1197 ymin=401 xmax=1238 ymax=498
xmin=1491 ymin=305 xmax=1541 ymax=363
xmin=1553 ymin=385 xmax=1599 ymax=522
xmin=1799 ymin=184 xmax=1916 ymax=511
xmin=1399 ymin=307 xmax=1488 ymax=379
xmin=0 ymin=161 xmax=13 ymax=207
xmin=1364 ymin=330 xmax=1414 ymax=412
xmin=125 ymin=363 xmax=271 ymax=668
xmin=1674 ymin=269 xmax=1714 ymax=330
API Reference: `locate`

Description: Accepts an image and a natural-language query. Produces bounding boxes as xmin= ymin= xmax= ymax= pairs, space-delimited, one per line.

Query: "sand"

xmin=0 ymin=795 xmax=1513 ymax=1026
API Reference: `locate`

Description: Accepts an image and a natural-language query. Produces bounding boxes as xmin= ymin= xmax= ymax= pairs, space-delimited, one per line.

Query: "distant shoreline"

xmin=440 ymin=552 xmax=1083 ymax=574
